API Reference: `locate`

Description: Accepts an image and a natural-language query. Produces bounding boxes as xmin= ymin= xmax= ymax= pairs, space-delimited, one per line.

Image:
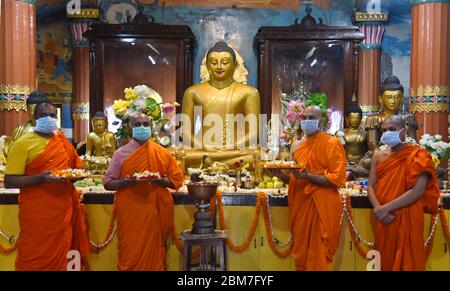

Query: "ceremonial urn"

xmin=187 ymin=182 xmax=218 ymax=235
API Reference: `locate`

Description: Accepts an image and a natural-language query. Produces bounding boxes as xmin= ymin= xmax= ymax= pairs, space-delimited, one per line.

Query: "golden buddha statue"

xmin=199 ymin=154 xmax=230 ymax=174
xmin=86 ymin=112 xmax=116 ymax=158
xmin=364 ymin=76 xmax=419 ymax=151
xmin=342 ymin=103 xmax=367 ymax=165
xmin=9 ymin=92 xmax=48 ymax=147
xmin=181 ymin=42 xmax=261 ymax=168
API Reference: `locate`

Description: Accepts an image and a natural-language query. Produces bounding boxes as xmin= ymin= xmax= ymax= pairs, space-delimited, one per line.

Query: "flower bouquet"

xmin=112 ymin=84 xmax=177 ymax=146
xmin=418 ymin=134 xmax=450 ymax=166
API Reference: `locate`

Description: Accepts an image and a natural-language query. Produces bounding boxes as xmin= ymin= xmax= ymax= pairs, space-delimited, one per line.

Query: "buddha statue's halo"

xmin=200 ymin=42 xmax=248 ymax=84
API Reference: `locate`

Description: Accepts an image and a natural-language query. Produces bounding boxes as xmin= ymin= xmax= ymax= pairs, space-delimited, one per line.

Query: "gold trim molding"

xmin=410 ymin=102 xmax=449 ymax=113
xmin=0 ymin=84 xmax=32 ymax=95
xmin=0 ymin=100 xmax=27 ymax=112
xmin=360 ymin=104 xmax=381 ymax=113
xmin=72 ymin=102 xmax=89 ymax=120
xmin=67 ymin=8 xmax=100 ymax=19
xmin=353 ymin=12 xmax=389 ymax=22
xmin=410 ymin=85 xmax=450 ymax=97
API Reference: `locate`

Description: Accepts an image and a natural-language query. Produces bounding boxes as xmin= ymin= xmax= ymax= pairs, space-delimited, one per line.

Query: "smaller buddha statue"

xmin=342 ymin=103 xmax=367 ymax=165
xmin=86 ymin=111 xmax=116 ymax=158
xmin=199 ymin=155 xmax=230 ymax=174
xmin=364 ymin=76 xmax=419 ymax=151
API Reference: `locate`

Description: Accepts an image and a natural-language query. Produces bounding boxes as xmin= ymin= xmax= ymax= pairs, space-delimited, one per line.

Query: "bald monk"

xmin=273 ymin=105 xmax=347 ymax=270
xmin=4 ymin=101 xmax=89 ymax=271
xmin=103 ymin=112 xmax=184 ymax=270
xmin=368 ymin=115 xmax=440 ymax=271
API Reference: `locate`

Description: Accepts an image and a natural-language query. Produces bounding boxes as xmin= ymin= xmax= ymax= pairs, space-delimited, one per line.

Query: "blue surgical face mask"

xmin=35 ymin=116 xmax=58 ymax=134
xmin=380 ymin=128 xmax=405 ymax=147
xmin=132 ymin=126 xmax=152 ymax=141
xmin=301 ymin=119 xmax=319 ymax=136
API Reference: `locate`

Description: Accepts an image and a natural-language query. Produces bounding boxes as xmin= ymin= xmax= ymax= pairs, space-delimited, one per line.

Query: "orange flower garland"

xmin=87 ymin=202 xmax=118 ymax=253
xmin=0 ymin=239 xmax=18 ymax=255
xmin=216 ymin=191 xmax=262 ymax=253
xmin=345 ymin=194 xmax=370 ymax=259
xmin=260 ymin=192 xmax=293 ymax=257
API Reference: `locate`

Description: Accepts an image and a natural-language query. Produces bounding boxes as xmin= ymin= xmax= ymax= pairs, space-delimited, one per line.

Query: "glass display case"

xmin=254 ymin=8 xmax=364 ymax=132
xmin=84 ymin=20 xmax=195 ymax=131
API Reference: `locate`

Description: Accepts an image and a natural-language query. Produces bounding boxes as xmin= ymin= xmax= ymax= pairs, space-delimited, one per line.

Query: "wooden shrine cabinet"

xmin=84 ymin=20 xmax=195 ymax=118
xmin=254 ymin=8 xmax=364 ymax=129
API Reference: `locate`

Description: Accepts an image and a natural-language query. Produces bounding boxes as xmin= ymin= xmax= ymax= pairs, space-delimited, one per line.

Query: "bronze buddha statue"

xmin=86 ymin=111 xmax=116 ymax=158
xmin=342 ymin=103 xmax=367 ymax=165
xmin=181 ymin=42 xmax=261 ymax=168
xmin=364 ymin=76 xmax=419 ymax=151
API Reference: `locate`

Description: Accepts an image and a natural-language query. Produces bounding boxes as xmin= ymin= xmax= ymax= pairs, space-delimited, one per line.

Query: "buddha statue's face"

xmin=347 ymin=112 xmax=362 ymax=129
xmin=206 ymin=52 xmax=236 ymax=82
xmin=92 ymin=118 xmax=107 ymax=135
xmin=380 ymin=90 xmax=403 ymax=113
xmin=27 ymin=104 xmax=36 ymax=125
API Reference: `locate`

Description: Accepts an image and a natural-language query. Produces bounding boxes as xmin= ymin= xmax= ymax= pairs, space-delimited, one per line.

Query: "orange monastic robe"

xmin=374 ymin=144 xmax=439 ymax=271
xmin=116 ymin=141 xmax=184 ymax=271
xmin=288 ymin=132 xmax=347 ymax=270
xmin=17 ymin=132 xmax=89 ymax=271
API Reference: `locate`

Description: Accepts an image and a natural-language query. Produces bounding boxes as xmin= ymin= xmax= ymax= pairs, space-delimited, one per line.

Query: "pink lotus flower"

xmin=162 ymin=103 xmax=174 ymax=114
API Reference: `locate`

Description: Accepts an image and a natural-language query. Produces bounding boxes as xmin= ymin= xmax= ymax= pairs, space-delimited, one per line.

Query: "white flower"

xmin=419 ymin=139 xmax=427 ymax=146
xmin=437 ymin=141 xmax=449 ymax=150
xmin=422 ymin=134 xmax=431 ymax=140
xmin=133 ymin=97 xmax=147 ymax=111
xmin=133 ymin=85 xmax=152 ymax=98
xmin=124 ymin=108 xmax=137 ymax=119
xmin=335 ymin=130 xmax=344 ymax=137
xmin=434 ymin=134 xmax=442 ymax=141
xmin=430 ymin=142 xmax=438 ymax=150
xmin=436 ymin=148 xmax=444 ymax=157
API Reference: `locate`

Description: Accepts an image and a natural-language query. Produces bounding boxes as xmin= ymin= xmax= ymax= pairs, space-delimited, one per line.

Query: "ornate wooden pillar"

xmin=0 ymin=0 xmax=36 ymax=136
xmin=353 ymin=12 xmax=389 ymax=117
xmin=67 ymin=9 xmax=99 ymax=143
xmin=410 ymin=0 xmax=450 ymax=141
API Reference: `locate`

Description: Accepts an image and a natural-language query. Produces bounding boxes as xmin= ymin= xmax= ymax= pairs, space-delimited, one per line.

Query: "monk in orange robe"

xmin=103 ymin=112 xmax=184 ymax=270
xmin=275 ymin=105 xmax=347 ymax=270
xmin=4 ymin=101 xmax=89 ymax=271
xmin=368 ymin=115 xmax=439 ymax=271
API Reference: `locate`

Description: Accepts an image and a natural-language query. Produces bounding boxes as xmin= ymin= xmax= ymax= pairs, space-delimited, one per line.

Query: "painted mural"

xmin=36 ymin=21 xmax=73 ymax=101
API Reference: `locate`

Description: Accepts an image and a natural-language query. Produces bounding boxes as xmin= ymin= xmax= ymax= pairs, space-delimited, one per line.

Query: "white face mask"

xmin=380 ymin=128 xmax=405 ymax=147
xmin=301 ymin=119 xmax=319 ymax=135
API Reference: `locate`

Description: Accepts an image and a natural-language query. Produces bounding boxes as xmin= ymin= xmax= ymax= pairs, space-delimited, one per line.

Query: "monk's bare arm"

xmin=4 ymin=172 xmax=65 ymax=189
xmin=151 ymin=178 xmax=175 ymax=189
xmin=299 ymin=171 xmax=335 ymax=188
xmin=104 ymin=179 xmax=137 ymax=191
xmin=368 ymin=151 xmax=381 ymax=208
xmin=382 ymin=174 xmax=429 ymax=213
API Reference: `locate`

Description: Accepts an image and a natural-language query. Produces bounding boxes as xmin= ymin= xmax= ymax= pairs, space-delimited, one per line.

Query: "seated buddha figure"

xmin=342 ymin=103 xmax=367 ymax=165
xmin=86 ymin=111 xmax=116 ymax=158
xmin=364 ymin=76 xmax=419 ymax=151
xmin=181 ymin=42 xmax=261 ymax=168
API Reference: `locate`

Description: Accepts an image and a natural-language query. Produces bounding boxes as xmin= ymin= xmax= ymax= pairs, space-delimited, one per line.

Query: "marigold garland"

xmin=0 ymin=239 xmax=18 ymax=255
xmin=345 ymin=194 xmax=370 ymax=259
xmin=216 ymin=191 xmax=262 ymax=253
xmin=260 ymin=192 xmax=293 ymax=257
xmin=87 ymin=202 xmax=118 ymax=253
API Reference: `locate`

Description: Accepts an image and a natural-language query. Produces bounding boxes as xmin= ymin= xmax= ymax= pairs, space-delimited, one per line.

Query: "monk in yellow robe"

xmin=4 ymin=101 xmax=89 ymax=271
xmin=274 ymin=106 xmax=347 ymax=270
xmin=368 ymin=115 xmax=439 ymax=271
xmin=103 ymin=112 xmax=184 ymax=270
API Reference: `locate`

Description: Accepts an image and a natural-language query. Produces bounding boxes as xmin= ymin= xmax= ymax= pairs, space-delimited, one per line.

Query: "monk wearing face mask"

xmin=272 ymin=105 xmax=347 ymax=270
xmin=368 ymin=115 xmax=440 ymax=270
xmin=4 ymin=101 xmax=89 ymax=270
xmin=103 ymin=112 xmax=184 ymax=270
